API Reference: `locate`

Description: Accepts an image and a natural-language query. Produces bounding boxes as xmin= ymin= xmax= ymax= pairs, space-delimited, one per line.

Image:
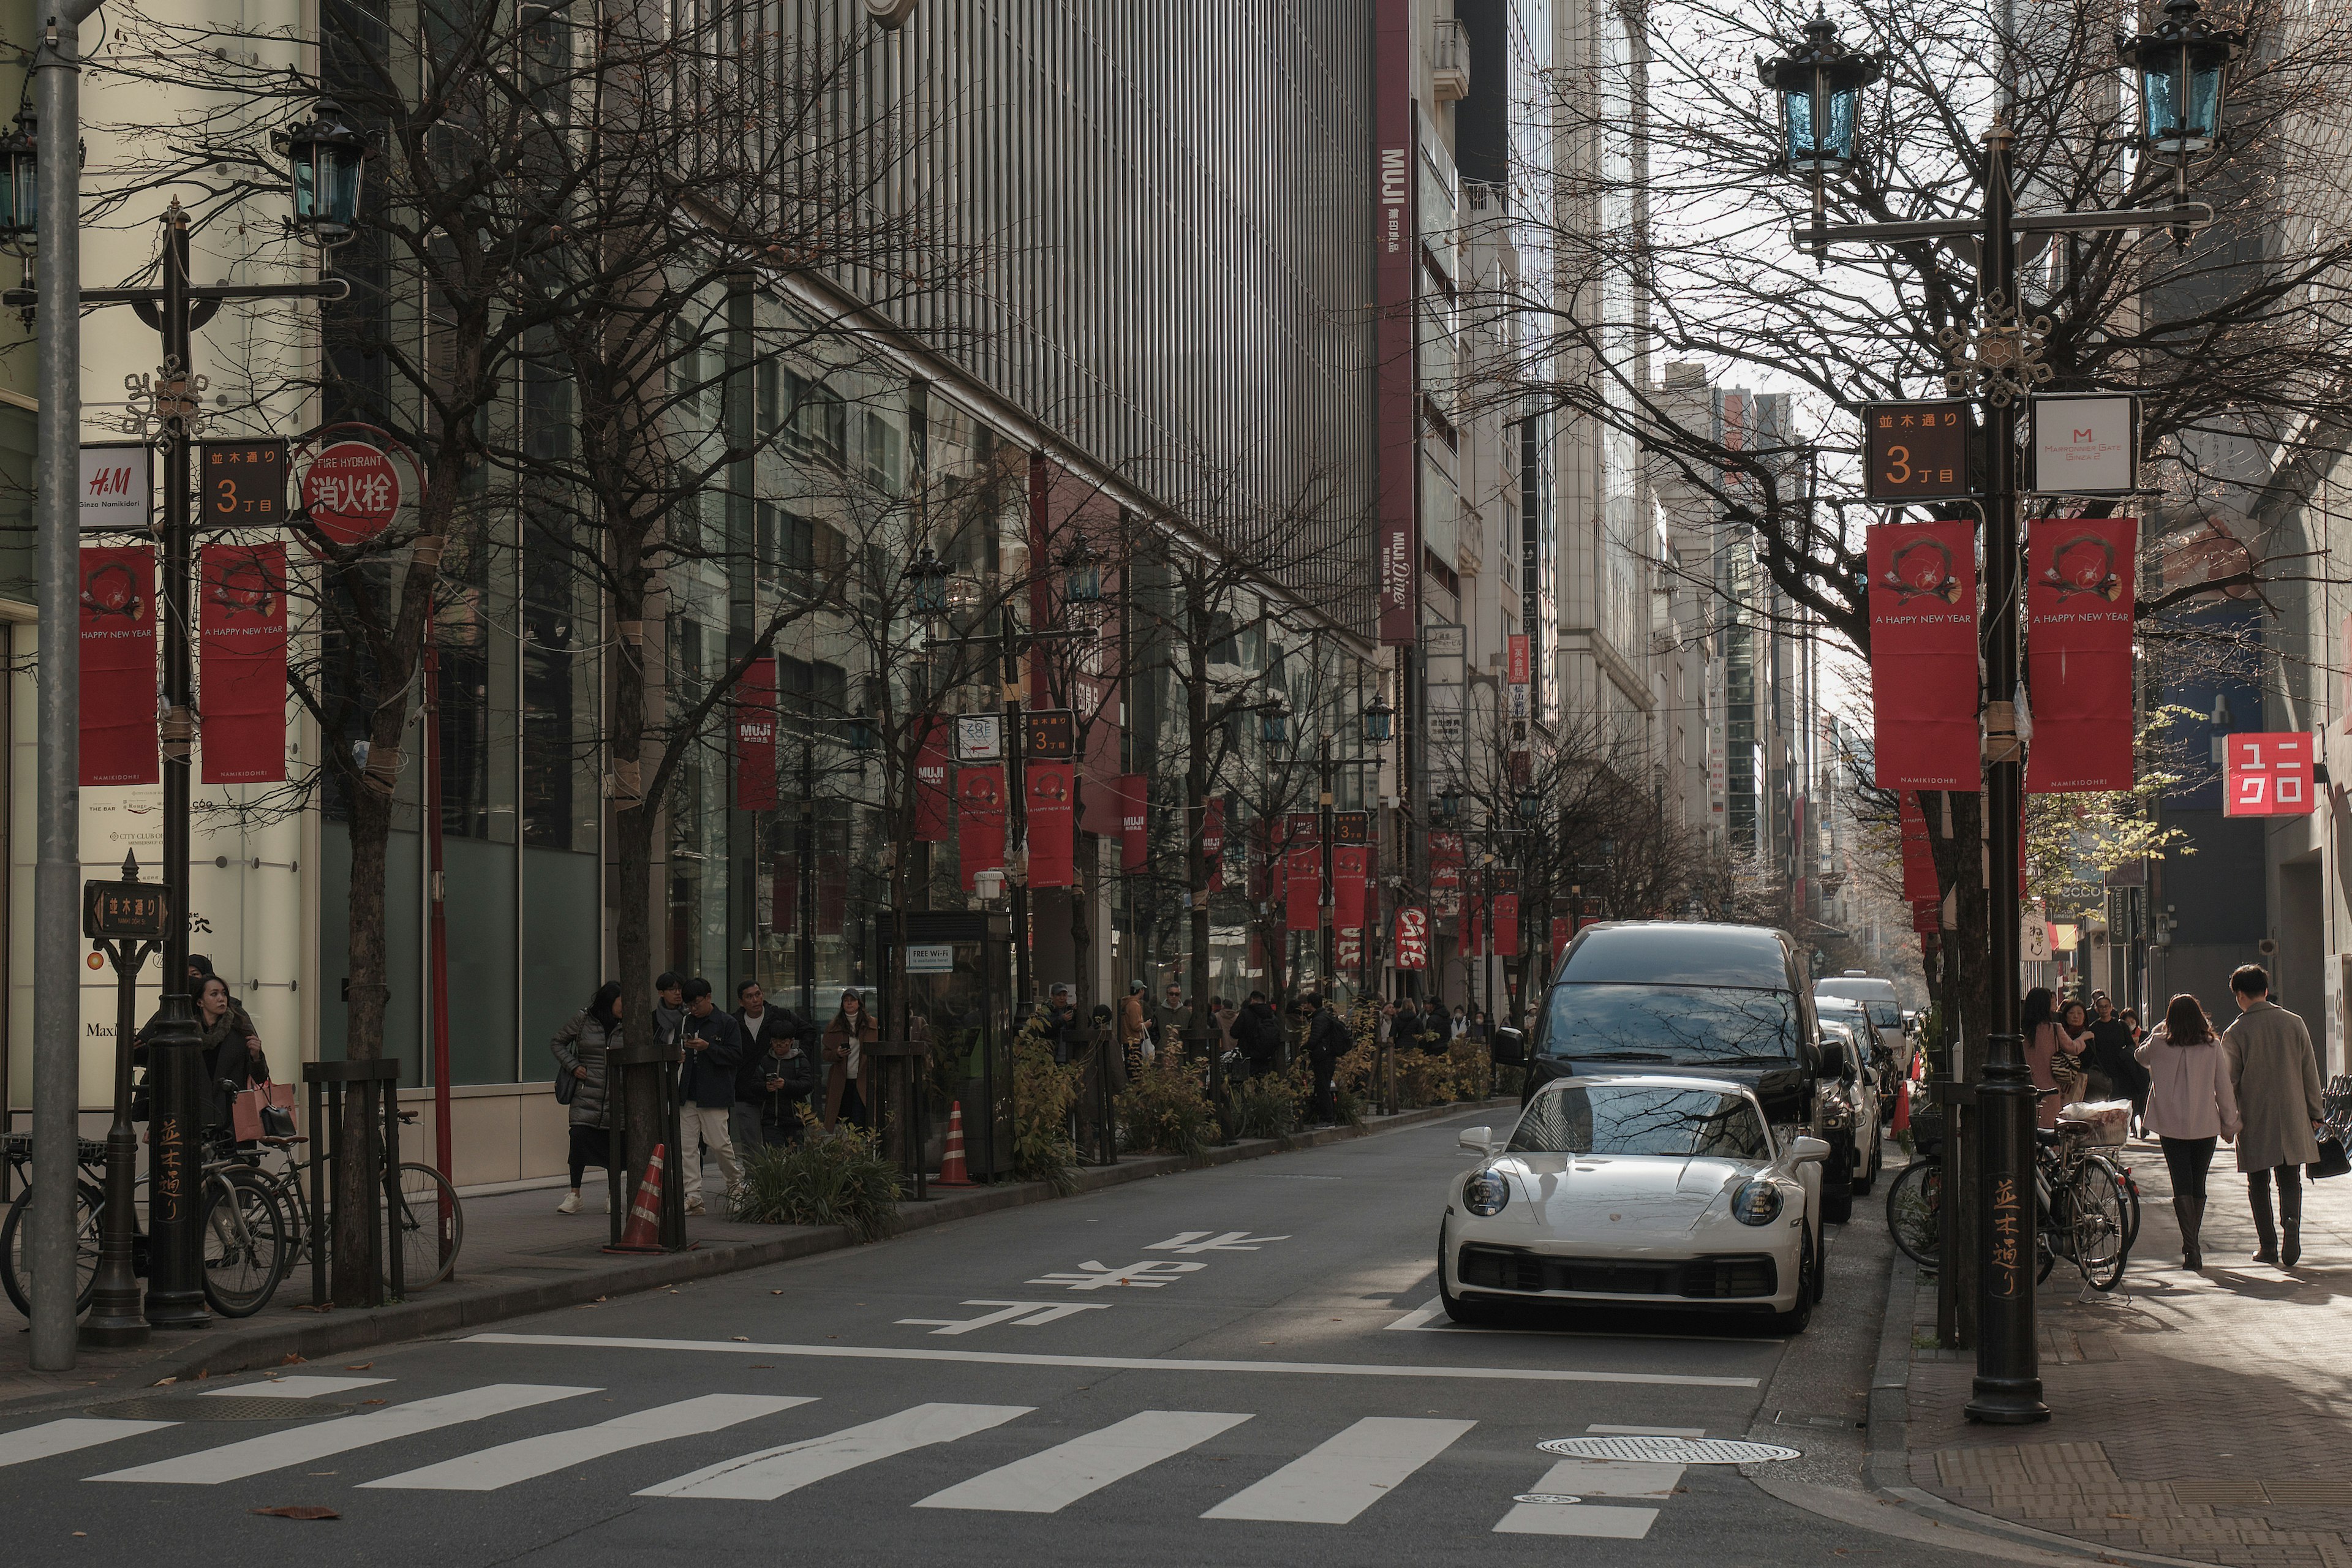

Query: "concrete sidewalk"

xmin=2 ymin=1098 xmax=1497 ymax=1415
xmin=1882 ymin=1133 xmax=2352 ymax=1568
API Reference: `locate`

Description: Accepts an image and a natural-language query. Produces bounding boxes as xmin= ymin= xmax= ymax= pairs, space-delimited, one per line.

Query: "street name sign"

xmin=1863 ymin=401 xmax=1973 ymax=502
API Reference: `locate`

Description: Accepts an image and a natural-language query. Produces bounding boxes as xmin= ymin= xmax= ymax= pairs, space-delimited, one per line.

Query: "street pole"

xmin=1965 ymin=119 xmax=2046 ymax=1426
xmin=1318 ymin=734 xmax=1334 ymax=998
xmin=26 ymin=0 xmax=105 ymax=1375
xmin=799 ymin=739 xmax=815 ymax=1019
xmin=81 ymin=854 xmax=156 ymax=1348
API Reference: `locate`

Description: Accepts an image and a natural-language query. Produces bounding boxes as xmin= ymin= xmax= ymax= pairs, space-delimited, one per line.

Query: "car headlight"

xmin=1463 ymin=1170 xmax=1510 ymax=1217
xmin=1732 ymin=1178 xmax=1784 ymax=1227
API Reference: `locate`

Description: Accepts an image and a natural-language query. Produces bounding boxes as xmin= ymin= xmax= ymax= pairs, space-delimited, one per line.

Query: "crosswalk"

xmin=0 ymin=1378 xmax=1705 ymax=1538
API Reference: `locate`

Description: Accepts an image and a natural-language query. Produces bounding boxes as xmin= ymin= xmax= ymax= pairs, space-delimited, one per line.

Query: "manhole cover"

xmin=1538 ymin=1434 xmax=1800 ymax=1464
xmin=1513 ymin=1493 xmax=1585 ymax=1506
xmin=92 ymin=1397 xmax=348 ymax=1421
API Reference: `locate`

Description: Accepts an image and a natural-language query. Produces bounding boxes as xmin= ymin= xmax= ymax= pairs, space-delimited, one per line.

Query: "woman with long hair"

xmin=549 ymin=982 xmax=623 ymax=1214
xmin=2137 ymin=992 xmax=2240 ymax=1269
xmin=823 ymin=989 xmax=879 ymax=1131
xmin=2021 ymin=987 xmax=2082 ymax=1131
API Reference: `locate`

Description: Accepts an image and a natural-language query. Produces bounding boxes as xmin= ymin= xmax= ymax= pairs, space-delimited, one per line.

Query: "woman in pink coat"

xmin=2137 ymin=992 xmax=2241 ymax=1270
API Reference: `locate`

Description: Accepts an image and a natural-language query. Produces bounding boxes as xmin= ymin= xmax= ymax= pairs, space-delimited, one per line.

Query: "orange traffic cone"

xmin=934 ymin=1101 xmax=975 ymax=1186
xmin=1892 ymin=1077 xmax=1912 ymax=1135
xmin=603 ymin=1142 xmax=673 ymax=1253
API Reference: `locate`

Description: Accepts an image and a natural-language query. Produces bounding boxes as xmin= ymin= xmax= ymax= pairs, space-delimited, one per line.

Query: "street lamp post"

xmin=1760 ymin=2 xmax=2239 ymax=1425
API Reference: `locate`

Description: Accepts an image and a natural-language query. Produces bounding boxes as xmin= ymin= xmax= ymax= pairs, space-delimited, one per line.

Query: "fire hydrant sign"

xmin=2224 ymin=733 xmax=2315 ymax=817
xmin=302 ymin=440 xmax=403 ymax=545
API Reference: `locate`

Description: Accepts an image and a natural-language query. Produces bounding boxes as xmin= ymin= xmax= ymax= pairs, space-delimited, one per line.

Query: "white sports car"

xmin=1437 ymin=1074 xmax=1834 ymax=1331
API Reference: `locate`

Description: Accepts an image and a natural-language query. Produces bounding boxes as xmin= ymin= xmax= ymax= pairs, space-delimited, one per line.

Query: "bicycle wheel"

xmin=2 ymin=1180 xmax=104 ymax=1320
xmin=1884 ymin=1158 xmax=1942 ymax=1270
xmin=201 ymin=1167 xmax=289 ymax=1317
xmin=2096 ymin=1155 xmax=2142 ymax=1253
xmin=385 ymin=1163 xmax=462 ymax=1291
xmin=2067 ymin=1161 xmax=2130 ymax=1291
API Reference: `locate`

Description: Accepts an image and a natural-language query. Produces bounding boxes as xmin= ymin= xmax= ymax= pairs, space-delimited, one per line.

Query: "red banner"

xmin=1333 ymin=843 xmax=1370 ymax=929
xmin=733 ymin=655 xmax=778 ymax=811
xmin=1025 ymin=760 xmax=1076 ymax=886
xmin=956 ymin=765 xmax=1006 ymax=890
xmin=1202 ymin=796 xmax=1226 ymax=892
xmin=1285 ymin=811 xmax=1321 ymax=932
xmin=1430 ymin=830 xmax=1464 ymax=916
xmin=198 ymin=542 xmax=287 ymax=784
xmin=1551 ymin=916 xmax=1572 ymax=968
xmin=2026 ymin=516 xmax=2138 ymax=793
xmin=914 ymin=718 xmax=952 ymax=842
xmin=1900 ymin=792 xmax=1938 ymax=903
xmin=1493 ymin=892 xmax=1520 ymax=956
xmin=1118 ymin=772 xmax=1148 ymax=872
xmin=1913 ymin=899 xmax=1940 ymax=935
xmin=1867 ymin=518 xmax=1980 ymax=790
xmin=79 ymin=545 xmax=157 ymax=786
xmin=1394 ymin=907 xmax=1429 ymax=969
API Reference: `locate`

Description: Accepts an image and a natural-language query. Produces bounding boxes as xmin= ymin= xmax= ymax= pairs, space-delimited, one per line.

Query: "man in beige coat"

xmin=2222 ymin=963 xmax=2326 ymax=1267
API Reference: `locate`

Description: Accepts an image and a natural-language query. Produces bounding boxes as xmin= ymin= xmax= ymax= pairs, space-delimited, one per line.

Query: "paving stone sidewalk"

xmin=1901 ymin=1132 xmax=2352 ymax=1568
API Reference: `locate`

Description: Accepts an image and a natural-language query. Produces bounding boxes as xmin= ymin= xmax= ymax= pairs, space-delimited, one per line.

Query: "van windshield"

xmin=1535 ymin=984 xmax=1798 ymax=1066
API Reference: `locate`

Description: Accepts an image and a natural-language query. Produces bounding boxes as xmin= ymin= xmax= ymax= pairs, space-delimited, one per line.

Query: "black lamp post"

xmin=1362 ymin=693 xmax=1395 ymax=746
xmin=272 ymin=98 xmax=370 ymax=247
xmin=0 ymin=113 xmax=35 ymax=247
xmin=1762 ymin=3 xmax=2237 ymax=1423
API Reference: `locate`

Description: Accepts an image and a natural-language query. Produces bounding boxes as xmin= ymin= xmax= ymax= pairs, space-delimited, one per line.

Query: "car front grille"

xmin=1457 ymin=1243 xmax=1777 ymax=1300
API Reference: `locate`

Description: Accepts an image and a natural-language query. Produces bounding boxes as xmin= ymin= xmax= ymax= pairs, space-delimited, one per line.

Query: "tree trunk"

xmin=609 ymin=595 xmax=664 ymax=1199
xmin=334 ymin=774 xmax=393 ymax=1303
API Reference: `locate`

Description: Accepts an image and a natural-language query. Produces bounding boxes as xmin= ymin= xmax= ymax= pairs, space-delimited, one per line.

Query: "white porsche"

xmin=1437 ymin=1074 xmax=1834 ymax=1332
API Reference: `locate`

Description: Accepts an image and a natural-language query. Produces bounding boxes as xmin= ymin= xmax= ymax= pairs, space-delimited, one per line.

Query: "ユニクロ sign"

xmin=2224 ymin=733 xmax=2315 ymax=818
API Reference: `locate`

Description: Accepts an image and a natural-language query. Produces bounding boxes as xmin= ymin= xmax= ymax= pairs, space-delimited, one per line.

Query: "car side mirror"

xmin=1458 ymin=1126 xmax=1495 ymax=1155
xmin=1490 ymin=1027 xmax=1526 ymax=1066
xmin=1819 ymin=1039 xmax=1849 ymax=1080
xmin=1791 ymin=1135 xmax=1832 ymax=1163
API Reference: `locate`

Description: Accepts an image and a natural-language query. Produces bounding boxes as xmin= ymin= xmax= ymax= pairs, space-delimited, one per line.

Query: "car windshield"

xmin=1509 ymin=1085 xmax=1770 ymax=1161
xmin=1536 ymin=983 xmax=1798 ymax=1066
xmin=1866 ymin=1001 xmax=1902 ymax=1029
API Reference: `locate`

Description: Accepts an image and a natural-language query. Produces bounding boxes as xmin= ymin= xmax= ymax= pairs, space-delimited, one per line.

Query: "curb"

xmin=13 ymin=1097 xmax=1501 ymax=1412
xmin=1860 ymin=1248 xmax=2218 ymax=1568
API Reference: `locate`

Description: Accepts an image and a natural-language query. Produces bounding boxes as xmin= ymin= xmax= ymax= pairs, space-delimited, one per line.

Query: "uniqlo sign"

xmin=2224 ymin=733 xmax=2315 ymax=818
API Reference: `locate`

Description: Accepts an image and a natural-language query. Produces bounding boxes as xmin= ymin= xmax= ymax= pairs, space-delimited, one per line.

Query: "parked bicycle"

xmin=235 ymin=1109 xmax=462 ymax=1297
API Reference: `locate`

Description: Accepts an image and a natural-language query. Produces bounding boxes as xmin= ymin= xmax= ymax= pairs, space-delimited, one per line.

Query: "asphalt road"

xmin=0 ymin=1109 xmax=2013 ymax=1567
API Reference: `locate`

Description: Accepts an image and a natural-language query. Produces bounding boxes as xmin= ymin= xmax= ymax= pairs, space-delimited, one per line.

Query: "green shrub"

xmin=1116 ymin=1048 xmax=1216 ymax=1161
xmin=733 ymin=1125 xmax=902 ymax=1240
xmin=1232 ymin=1063 xmax=1306 ymax=1139
xmin=1011 ymin=1008 xmax=1084 ymax=1193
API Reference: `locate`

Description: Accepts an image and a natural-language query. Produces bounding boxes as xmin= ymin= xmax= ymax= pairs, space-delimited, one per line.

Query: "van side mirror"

xmin=1458 ymin=1126 xmax=1496 ymax=1155
xmin=1818 ymin=1038 xmax=1849 ymax=1080
xmin=1490 ymin=1027 xmax=1526 ymax=1066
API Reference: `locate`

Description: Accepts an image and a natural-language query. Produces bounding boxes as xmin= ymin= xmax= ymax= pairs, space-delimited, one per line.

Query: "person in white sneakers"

xmin=676 ymin=978 xmax=744 ymax=1215
xmin=549 ymin=982 xmax=622 ymax=1214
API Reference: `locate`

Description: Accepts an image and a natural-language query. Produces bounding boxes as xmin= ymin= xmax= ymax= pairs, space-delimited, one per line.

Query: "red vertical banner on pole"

xmin=914 ymin=718 xmax=952 ymax=842
xmin=197 ymin=542 xmax=288 ymax=784
xmin=1333 ymin=843 xmax=1369 ymax=930
xmin=1493 ymin=892 xmax=1521 ymax=956
xmin=1900 ymin=792 xmax=1938 ymax=903
xmin=1118 ymin=773 xmax=1148 ymax=872
xmin=1867 ymin=518 xmax=1980 ymax=789
xmin=1025 ymin=760 xmax=1076 ymax=887
xmin=1203 ymin=796 xmax=1226 ymax=892
xmin=1550 ymin=916 xmax=1571 ymax=968
xmin=733 ymin=655 xmax=778 ymax=811
xmin=1284 ymin=811 xmax=1320 ymax=932
xmin=80 ymin=545 xmax=158 ymax=786
xmin=1393 ymin=907 xmax=1430 ymax=970
xmin=956 ymin=765 xmax=1006 ymax=890
xmin=2025 ymin=516 xmax=2138 ymax=792
xmin=1430 ymin=831 xmax=1464 ymax=916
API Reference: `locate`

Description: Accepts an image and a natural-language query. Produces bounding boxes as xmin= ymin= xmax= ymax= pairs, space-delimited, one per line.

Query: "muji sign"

xmin=2223 ymin=733 xmax=2315 ymax=818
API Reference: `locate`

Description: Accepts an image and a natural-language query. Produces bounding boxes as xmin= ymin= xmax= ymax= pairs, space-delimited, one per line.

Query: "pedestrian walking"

xmin=1302 ymin=992 xmax=1349 ymax=1126
xmin=2136 ymin=992 xmax=2239 ymax=1270
xmin=2222 ymin=963 xmax=2326 ymax=1267
xmin=734 ymin=981 xmax=813 ymax=1149
xmin=653 ymin=971 xmax=686 ymax=1047
xmin=1118 ymin=982 xmax=1149 ymax=1078
xmin=2087 ymin=993 xmax=2150 ymax=1132
xmin=1158 ymin=981 xmax=1192 ymax=1056
xmin=1231 ymin=990 xmax=1284 ymax=1080
xmin=675 ymin=978 xmax=744 ymax=1215
xmin=549 ymin=982 xmax=622 ymax=1215
xmin=823 ymin=988 xmax=880 ymax=1131
xmin=2022 ymin=986 xmax=2085 ymax=1129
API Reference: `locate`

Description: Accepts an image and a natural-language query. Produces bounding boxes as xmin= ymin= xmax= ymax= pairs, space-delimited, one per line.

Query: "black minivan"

xmin=1491 ymin=919 xmax=1863 ymax=1223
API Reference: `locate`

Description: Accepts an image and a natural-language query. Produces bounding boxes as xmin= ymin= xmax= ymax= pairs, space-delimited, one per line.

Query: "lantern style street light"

xmin=1257 ymin=695 xmax=1290 ymax=747
xmin=847 ymin=706 xmax=875 ymax=753
xmin=2119 ymin=0 xmax=2244 ymax=160
xmin=1362 ymin=693 xmax=1395 ymax=745
xmin=902 ymin=544 xmax=951 ymax=616
xmin=1758 ymin=9 xmax=1882 ymax=171
xmin=1517 ymin=785 xmax=1543 ymax=821
xmin=0 ymin=113 xmax=35 ymax=247
xmin=271 ymin=98 xmax=369 ymax=246
xmin=1058 ymin=535 xmax=1103 ymax=606
xmin=1436 ymin=785 xmax=1462 ymax=823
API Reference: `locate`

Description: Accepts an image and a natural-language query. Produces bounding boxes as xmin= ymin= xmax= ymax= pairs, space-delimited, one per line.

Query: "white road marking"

xmin=203 ymin=1376 xmax=389 ymax=1399
xmin=1025 ymin=1259 xmax=1206 ymax=1291
xmin=89 ymin=1384 xmax=597 ymax=1485
xmin=638 ymin=1402 xmax=1030 ymax=1501
xmin=360 ymin=1395 xmax=810 ymax=1491
xmin=461 ymin=1333 xmax=1761 ymax=1389
xmin=1202 ymin=1417 xmax=1476 ymax=1524
xmin=897 ymin=1301 xmax=1113 ymax=1335
xmin=1384 ymin=1297 xmax=1446 ymax=1331
xmin=1143 ymin=1231 xmax=1291 ymax=1253
xmin=913 ymin=1409 xmax=1251 ymax=1513
xmin=0 ymin=1419 xmax=174 ymax=1469
xmin=1384 ymin=1297 xmax=1784 ymax=1345
xmin=1491 ymin=1457 xmax=1684 ymax=1537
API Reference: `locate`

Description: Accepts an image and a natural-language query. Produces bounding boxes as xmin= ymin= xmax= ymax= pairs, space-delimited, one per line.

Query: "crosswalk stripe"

xmin=1491 ymin=1457 xmax=1683 ymax=1537
xmin=89 ymin=1384 xmax=598 ymax=1485
xmin=360 ymin=1395 xmax=812 ymax=1491
xmin=205 ymin=1376 xmax=390 ymax=1400
xmin=638 ymin=1403 xmax=1031 ymax=1501
xmin=0 ymin=1419 xmax=175 ymax=1470
xmin=1201 ymin=1417 xmax=1475 ymax=1524
xmin=913 ymin=1410 xmax=1252 ymax=1513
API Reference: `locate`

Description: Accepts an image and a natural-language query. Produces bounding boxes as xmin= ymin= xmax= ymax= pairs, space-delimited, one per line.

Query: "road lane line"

xmin=360 ymin=1394 xmax=810 ymax=1491
xmin=913 ymin=1410 xmax=1251 ymax=1513
xmin=1491 ymin=1457 xmax=1683 ymax=1537
xmin=203 ymin=1376 xmax=389 ymax=1399
xmin=1384 ymin=1297 xmax=1445 ymax=1330
xmin=461 ymin=1334 xmax=1760 ymax=1389
xmin=89 ymin=1384 xmax=597 ymax=1485
xmin=637 ymin=1403 xmax=1031 ymax=1501
xmin=1203 ymin=1416 xmax=1474 ymax=1523
xmin=0 ymin=1419 xmax=174 ymax=1469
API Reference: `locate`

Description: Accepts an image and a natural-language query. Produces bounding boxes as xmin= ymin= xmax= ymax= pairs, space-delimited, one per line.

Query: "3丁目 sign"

xmin=1863 ymin=401 xmax=1972 ymax=502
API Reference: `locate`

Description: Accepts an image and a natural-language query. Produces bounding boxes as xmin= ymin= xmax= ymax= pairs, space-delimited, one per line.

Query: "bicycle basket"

xmin=2058 ymin=1099 xmax=2130 ymax=1146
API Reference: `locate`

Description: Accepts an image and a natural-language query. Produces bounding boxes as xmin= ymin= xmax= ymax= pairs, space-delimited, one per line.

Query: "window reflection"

xmin=1509 ymin=1085 xmax=1770 ymax=1160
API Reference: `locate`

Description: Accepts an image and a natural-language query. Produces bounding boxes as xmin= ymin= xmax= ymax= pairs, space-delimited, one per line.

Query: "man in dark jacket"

xmin=2087 ymin=993 xmax=2149 ymax=1128
xmin=677 ymin=978 xmax=744 ymax=1214
xmin=1303 ymin=993 xmax=1350 ymax=1126
xmin=734 ymin=981 xmax=815 ymax=1149
xmin=1232 ymin=992 xmax=1285 ymax=1079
